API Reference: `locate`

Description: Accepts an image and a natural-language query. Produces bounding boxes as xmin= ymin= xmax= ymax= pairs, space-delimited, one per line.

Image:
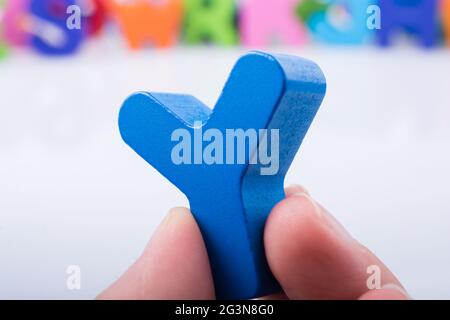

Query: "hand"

xmin=97 ymin=185 xmax=409 ymax=300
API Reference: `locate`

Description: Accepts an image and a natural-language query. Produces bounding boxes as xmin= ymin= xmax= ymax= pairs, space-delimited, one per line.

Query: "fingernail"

xmin=287 ymin=184 xmax=310 ymax=196
xmin=147 ymin=208 xmax=184 ymax=247
xmin=381 ymin=284 xmax=411 ymax=300
xmin=161 ymin=208 xmax=179 ymax=228
xmin=144 ymin=207 xmax=189 ymax=255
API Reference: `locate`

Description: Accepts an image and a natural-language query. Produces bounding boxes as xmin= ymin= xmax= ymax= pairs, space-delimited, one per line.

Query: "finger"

xmin=259 ymin=185 xmax=310 ymax=300
xmin=97 ymin=207 xmax=215 ymax=300
xmin=264 ymin=193 xmax=403 ymax=300
xmin=359 ymin=284 xmax=410 ymax=300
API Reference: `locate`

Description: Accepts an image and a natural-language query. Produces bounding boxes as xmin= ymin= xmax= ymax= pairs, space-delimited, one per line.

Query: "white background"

xmin=1 ymin=40 xmax=450 ymax=299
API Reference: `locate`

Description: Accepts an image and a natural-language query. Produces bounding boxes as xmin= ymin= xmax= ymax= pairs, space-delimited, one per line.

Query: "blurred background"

xmin=1 ymin=0 xmax=450 ymax=299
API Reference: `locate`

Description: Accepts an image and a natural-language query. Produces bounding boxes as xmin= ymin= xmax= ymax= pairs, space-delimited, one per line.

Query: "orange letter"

xmin=443 ymin=0 xmax=450 ymax=45
xmin=104 ymin=0 xmax=182 ymax=49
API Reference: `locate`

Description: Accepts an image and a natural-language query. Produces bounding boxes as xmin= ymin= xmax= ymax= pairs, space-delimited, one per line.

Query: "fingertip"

xmin=264 ymin=193 xmax=403 ymax=300
xmin=163 ymin=206 xmax=192 ymax=224
xmin=141 ymin=206 xmax=215 ymax=299
xmin=143 ymin=207 xmax=196 ymax=252
xmin=265 ymin=193 xmax=324 ymax=247
xmin=285 ymin=184 xmax=310 ymax=197
xmin=98 ymin=206 xmax=215 ymax=300
xmin=265 ymin=194 xmax=331 ymax=297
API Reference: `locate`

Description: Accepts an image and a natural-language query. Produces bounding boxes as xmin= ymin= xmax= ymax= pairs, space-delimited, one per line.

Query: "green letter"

xmin=0 ymin=0 xmax=8 ymax=59
xmin=183 ymin=0 xmax=237 ymax=45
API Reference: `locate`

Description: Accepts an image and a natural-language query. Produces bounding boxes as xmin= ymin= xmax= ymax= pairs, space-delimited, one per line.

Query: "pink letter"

xmin=3 ymin=0 xmax=31 ymax=46
xmin=240 ymin=0 xmax=307 ymax=47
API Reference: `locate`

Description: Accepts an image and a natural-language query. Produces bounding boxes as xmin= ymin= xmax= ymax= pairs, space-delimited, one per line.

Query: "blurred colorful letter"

xmin=0 ymin=0 xmax=7 ymax=59
xmin=443 ymin=0 xmax=450 ymax=46
xmin=183 ymin=0 xmax=237 ymax=45
xmin=240 ymin=0 xmax=306 ymax=46
xmin=296 ymin=0 xmax=328 ymax=24
xmin=3 ymin=0 xmax=31 ymax=47
xmin=105 ymin=0 xmax=182 ymax=49
xmin=29 ymin=0 xmax=84 ymax=55
xmin=80 ymin=0 xmax=106 ymax=36
xmin=306 ymin=0 xmax=373 ymax=44
xmin=377 ymin=0 xmax=439 ymax=48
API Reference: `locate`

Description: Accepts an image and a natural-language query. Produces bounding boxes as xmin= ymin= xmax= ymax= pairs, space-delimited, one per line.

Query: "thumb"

xmin=97 ymin=207 xmax=215 ymax=300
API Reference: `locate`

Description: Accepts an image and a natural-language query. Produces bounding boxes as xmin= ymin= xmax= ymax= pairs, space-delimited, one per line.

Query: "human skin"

xmin=98 ymin=185 xmax=409 ymax=300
